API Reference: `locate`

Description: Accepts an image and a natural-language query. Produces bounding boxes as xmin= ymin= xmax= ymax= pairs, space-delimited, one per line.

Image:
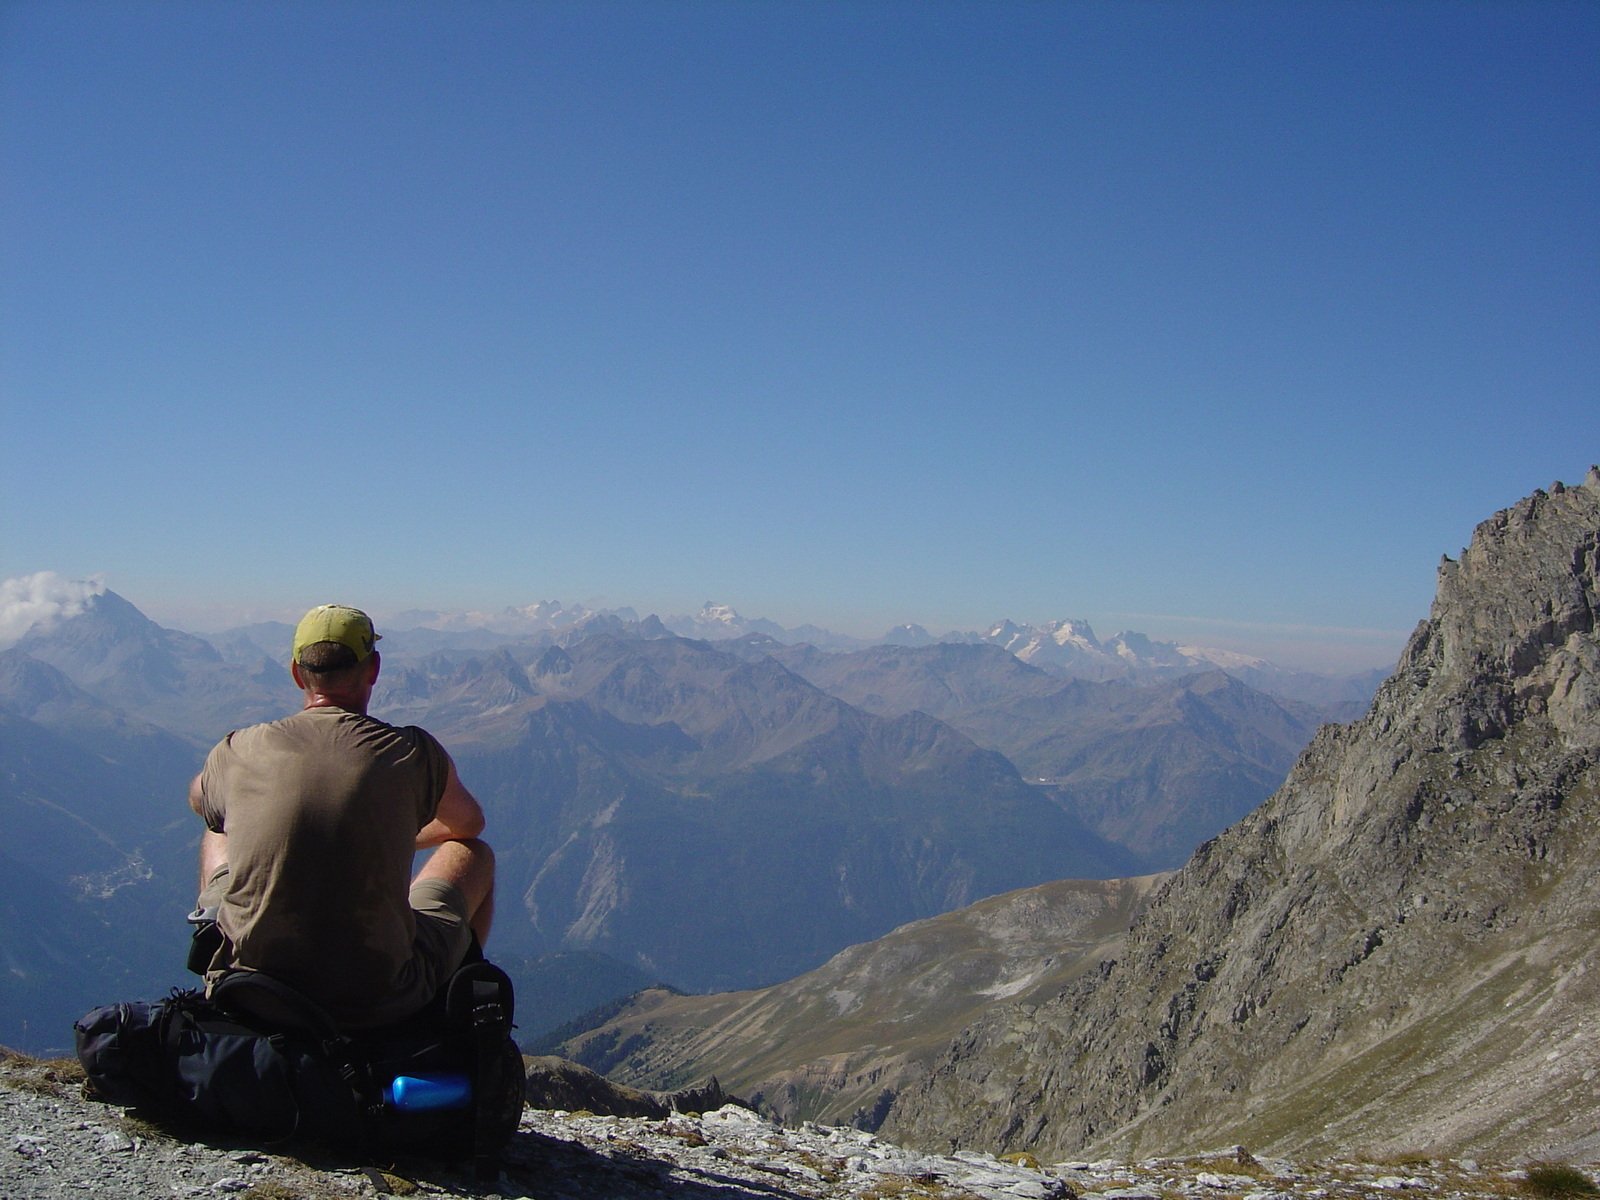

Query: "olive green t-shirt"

xmin=196 ymin=706 xmax=450 ymax=1027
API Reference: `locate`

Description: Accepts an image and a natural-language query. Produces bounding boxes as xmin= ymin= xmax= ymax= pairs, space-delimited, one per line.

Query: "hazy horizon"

xmin=4 ymin=567 xmax=1409 ymax=674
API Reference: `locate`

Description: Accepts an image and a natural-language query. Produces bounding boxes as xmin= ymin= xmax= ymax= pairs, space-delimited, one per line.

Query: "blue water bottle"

xmin=384 ymin=1071 xmax=472 ymax=1111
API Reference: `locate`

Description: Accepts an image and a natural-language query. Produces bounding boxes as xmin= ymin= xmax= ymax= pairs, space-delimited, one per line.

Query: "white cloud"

xmin=0 ymin=571 xmax=108 ymax=647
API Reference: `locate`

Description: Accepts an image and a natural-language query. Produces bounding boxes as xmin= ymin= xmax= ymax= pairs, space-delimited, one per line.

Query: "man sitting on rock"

xmin=187 ymin=604 xmax=495 ymax=1028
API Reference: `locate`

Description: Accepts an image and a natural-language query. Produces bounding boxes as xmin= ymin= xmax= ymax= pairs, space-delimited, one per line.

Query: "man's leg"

xmin=197 ymin=829 xmax=230 ymax=906
xmin=414 ymin=837 xmax=495 ymax=945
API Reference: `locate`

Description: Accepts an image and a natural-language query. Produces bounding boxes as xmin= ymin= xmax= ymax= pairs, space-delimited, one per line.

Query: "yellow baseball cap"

xmin=292 ymin=604 xmax=381 ymax=664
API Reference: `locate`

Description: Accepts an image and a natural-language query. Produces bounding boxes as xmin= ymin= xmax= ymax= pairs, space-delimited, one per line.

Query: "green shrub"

xmin=1523 ymin=1163 xmax=1600 ymax=1198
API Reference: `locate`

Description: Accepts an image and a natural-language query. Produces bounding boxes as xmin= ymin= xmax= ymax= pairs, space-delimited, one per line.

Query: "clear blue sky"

xmin=3 ymin=1 xmax=1596 ymax=671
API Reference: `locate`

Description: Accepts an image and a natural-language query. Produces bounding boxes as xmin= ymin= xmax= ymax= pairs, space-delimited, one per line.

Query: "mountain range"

xmin=240 ymin=598 xmax=1383 ymax=710
xmin=759 ymin=641 xmax=1324 ymax=868
xmin=377 ymin=631 xmax=1141 ymax=990
xmin=554 ymin=469 xmax=1600 ymax=1162
xmin=0 ymin=579 xmax=1370 ymax=1054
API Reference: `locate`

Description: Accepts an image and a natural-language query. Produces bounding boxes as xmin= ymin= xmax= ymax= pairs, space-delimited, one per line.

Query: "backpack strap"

xmin=445 ymin=961 xmax=516 ymax=1182
xmin=211 ymin=970 xmax=342 ymax=1039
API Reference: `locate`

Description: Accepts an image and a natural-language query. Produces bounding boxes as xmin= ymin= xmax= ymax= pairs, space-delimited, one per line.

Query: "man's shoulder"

xmin=214 ymin=708 xmax=356 ymax=748
xmin=330 ymin=710 xmax=448 ymax=756
xmin=354 ymin=711 xmax=441 ymax=740
xmin=218 ymin=709 xmax=445 ymax=758
xmin=395 ymin=721 xmax=448 ymax=756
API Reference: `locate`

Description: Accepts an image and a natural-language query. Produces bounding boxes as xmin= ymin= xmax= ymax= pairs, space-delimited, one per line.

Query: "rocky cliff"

xmin=880 ymin=470 xmax=1600 ymax=1162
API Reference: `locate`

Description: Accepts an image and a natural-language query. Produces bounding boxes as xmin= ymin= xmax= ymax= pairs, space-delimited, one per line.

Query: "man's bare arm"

xmin=189 ymin=773 xmax=229 ymax=900
xmin=198 ymin=830 xmax=229 ymax=897
xmin=416 ymin=759 xmax=486 ymax=849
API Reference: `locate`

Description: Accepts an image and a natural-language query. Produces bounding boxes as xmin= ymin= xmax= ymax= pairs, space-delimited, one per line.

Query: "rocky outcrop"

xmin=522 ymin=1054 xmax=731 ymax=1118
xmin=880 ymin=470 xmax=1600 ymax=1162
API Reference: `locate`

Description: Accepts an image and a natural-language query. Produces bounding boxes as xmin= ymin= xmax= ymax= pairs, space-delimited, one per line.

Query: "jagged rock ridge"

xmin=880 ymin=470 xmax=1600 ymax=1161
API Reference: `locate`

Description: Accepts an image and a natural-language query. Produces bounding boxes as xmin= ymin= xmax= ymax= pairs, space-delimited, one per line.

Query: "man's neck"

xmin=302 ymin=693 xmax=368 ymax=715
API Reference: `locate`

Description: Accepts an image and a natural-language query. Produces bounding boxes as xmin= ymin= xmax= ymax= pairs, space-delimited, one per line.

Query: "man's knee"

xmin=418 ymin=837 xmax=493 ymax=892
xmin=453 ymin=837 xmax=494 ymax=885
xmin=461 ymin=836 xmax=494 ymax=870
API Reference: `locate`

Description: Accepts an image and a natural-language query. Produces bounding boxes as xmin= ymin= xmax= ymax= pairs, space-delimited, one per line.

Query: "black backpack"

xmin=74 ymin=958 xmax=525 ymax=1180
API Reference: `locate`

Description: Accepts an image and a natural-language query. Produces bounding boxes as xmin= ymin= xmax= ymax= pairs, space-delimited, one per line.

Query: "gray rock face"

xmin=880 ymin=470 xmax=1600 ymax=1162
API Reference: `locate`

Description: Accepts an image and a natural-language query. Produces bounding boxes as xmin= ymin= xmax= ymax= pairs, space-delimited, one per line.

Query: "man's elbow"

xmin=440 ymin=796 xmax=487 ymax=841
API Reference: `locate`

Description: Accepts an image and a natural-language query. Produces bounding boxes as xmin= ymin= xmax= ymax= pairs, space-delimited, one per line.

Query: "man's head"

xmin=291 ymin=604 xmax=381 ymax=707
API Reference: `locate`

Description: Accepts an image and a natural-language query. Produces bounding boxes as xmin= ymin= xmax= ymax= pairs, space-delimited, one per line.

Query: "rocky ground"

xmin=1 ymin=1051 xmax=1586 ymax=1200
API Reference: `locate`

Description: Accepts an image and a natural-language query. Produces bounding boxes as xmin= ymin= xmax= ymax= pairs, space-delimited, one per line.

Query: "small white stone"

xmin=702 ymin=1104 xmax=767 ymax=1128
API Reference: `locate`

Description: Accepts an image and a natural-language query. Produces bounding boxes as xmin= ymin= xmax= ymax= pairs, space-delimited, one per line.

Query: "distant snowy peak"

xmin=1173 ymin=643 xmax=1269 ymax=671
xmin=698 ymin=602 xmax=742 ymax=627
xmin=393 ymin=600 xmax=637 ymax=636
xmin=1105 ymin=629 xmax=1190 ymax=668
xmin=981 ymin=618 xmax=1113 ymax=672
xmin=1046 ymin=619 xmax=1102 ymax=651
xmin=650 ymin=607 xmax=1277 ymax=685
xmin=511 ymin=600 xmax=580 ymax=623
xmin=984 ymin=619 xmax=1023 ymax=643
xmin=504 ymin=600 xmax=646 ymax=630
xmin=967 ymin=618 xmax=1269 ymax=682
xmin=478 ymin=600 xmax=598 ymax=632
xmin=662 ymin=602 xmax=787 ymax=642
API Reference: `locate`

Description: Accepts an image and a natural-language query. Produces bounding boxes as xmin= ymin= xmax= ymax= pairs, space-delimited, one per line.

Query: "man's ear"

xmin=290 ymin=660 xmax=306 ymax=690
xmin=366 ymin=650 xmax=381 ymax=684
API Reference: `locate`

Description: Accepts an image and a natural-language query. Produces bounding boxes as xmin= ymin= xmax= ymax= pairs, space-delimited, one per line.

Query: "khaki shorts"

xmin=409 ymin=877 xmax=475 ymax=998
